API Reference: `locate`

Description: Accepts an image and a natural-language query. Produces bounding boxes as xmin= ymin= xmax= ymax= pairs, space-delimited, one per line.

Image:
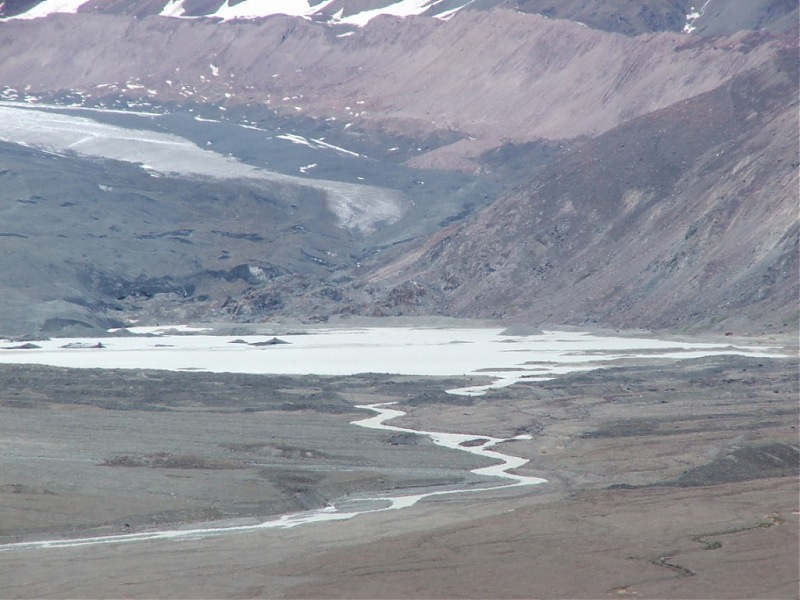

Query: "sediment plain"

xmin=0 ymin=328 xmax=796 ymax=599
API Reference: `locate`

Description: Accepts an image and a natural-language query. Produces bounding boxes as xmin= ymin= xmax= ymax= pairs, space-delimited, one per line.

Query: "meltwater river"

xmin=0 ymin=326 xmax=781 ymax=551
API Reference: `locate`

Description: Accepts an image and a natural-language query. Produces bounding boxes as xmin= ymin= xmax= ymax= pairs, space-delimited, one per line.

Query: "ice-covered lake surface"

xmin=0 ymin=327 xmax=780 ymax=396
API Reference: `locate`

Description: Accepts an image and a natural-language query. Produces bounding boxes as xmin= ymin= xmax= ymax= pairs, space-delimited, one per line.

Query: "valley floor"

xmin=0 ymin=333 xmax=797 ymax=599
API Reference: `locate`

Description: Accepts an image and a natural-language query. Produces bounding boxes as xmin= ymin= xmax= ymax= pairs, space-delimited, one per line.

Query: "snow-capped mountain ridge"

xmin=2 ymin=0 xmax=475 ymax=24
xmin=3 ymin=0 xmax=795 ymax=35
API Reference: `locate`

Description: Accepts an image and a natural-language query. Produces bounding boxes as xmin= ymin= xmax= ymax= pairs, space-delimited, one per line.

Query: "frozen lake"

xmin=0 ymin=327 xmax=779 ymax=395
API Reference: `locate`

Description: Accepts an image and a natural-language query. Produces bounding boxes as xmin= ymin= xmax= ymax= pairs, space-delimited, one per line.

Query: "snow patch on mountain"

xmin=683 ymin=0 xmax=712 ymax=33
xmin=2 ymin=0 xmax=87 ymax=19
xmin=159 ymin=0 xmax=185 ymax=17
xmin=211 ymin=0 xmax=337 ymax=21
xmin=205 ymin=0 xmax=466 ymax=24
xmin=335 ymin=0 xmax=459 ymax=26
xmin=277 ymin=133 xmax=362 ymax=157
xmin=6 ymin=0 xmax=470 ymax=24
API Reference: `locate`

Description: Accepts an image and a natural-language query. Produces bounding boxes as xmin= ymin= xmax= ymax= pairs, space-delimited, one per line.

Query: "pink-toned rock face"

xmin=0 ymin=3 xmax=796 ymax=335
xmin=0 ymin=10 xmax=790 ymax=160
xmin=379 ymin=51 xmax=800 ymax=331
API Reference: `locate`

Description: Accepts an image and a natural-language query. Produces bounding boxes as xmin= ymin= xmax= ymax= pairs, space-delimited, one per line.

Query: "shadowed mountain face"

xmin=0 ymin=5 xmax=796 ymax=335
xmin=514 ymin=0 xmax=694 ymax=35
xmin=0 ymin=103 xmax=495 ymax=335
xmin=512 ymin=0 xmax=798 ymax=36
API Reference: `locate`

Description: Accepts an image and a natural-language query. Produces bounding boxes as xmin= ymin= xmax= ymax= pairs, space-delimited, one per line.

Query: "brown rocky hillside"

xmin=0 ymin=6 xmax=796 ymax=334
xmin=0 ymin=10 xmax=792 ymax=171
xmin=359 ymin=49 xmax=799 ymax=333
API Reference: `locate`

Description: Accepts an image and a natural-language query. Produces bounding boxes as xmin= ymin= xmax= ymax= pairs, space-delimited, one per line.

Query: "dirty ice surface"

xmin=0 ymin=103 xmax=402 ymax=232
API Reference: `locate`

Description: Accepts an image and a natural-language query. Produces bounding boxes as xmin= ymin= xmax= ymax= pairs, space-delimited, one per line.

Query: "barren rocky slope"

xmin=353 ymin=49 xmax=800 ymax=333
xmin=0 ymin=11 xmax=792 ymax=169
xmin=0 ymin=6 xmax=797 ymax=335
